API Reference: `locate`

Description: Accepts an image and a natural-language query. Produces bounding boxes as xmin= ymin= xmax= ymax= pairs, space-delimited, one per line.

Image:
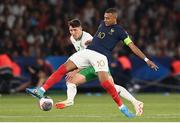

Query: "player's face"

xmin=104 ymin=13 xmax=117 ymax=26
xmin=69 ymin=26 xmax=82 ymax=40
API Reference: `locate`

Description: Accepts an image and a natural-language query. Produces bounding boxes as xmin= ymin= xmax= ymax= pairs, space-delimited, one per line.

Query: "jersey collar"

xmin=76 ymin=31 xmax=83 ymax=41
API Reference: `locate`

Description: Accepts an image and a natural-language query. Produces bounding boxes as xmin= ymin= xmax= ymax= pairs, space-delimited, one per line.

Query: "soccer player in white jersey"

xmin=56 ymin=19 xmax=143 ymax=116
xmin=26 ymin=8 xmax=158 ymax=118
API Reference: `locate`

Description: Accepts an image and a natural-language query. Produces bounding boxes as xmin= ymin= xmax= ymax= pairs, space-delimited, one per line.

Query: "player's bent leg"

xmin=66 ymin=83 xmax=77 ymax=102
xmin=114 ymin=84 xmax=144 ymax=116
xmin=42 ymin=60 xmax=77 ymax=91
xmin=105 ymin=75 xmax=135 ymax=118
xmin=98 ymin=71 xmax=134 ymax=118
xmin=70 ymin=73 xmax=87 ymax=85
xmin=55 ymin=73 xmax=86 ymax=109
xmin=108 ymin=74 xmax=142 ymax=116
xmin=55 ymin=83 xmax=77 ymax=109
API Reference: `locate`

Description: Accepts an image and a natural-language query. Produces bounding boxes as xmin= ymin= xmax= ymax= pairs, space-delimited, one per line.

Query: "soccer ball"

xmin=39 ymin=96 xmax=53 ymax=111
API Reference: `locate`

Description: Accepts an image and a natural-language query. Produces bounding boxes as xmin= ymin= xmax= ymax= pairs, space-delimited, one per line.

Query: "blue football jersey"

xmin=87 ymin=21 xmax=129 ymax=62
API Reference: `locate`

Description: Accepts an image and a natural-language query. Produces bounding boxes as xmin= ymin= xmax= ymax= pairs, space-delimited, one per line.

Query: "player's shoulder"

xmin=114 ymin=24 xmax=128 ymax=34
xmin=113 ymin=24 xmax=123 ymax=30
xmin=83 ymin=31 xmax=92 ymax=36
xmin=82 ymin=31 xmax=93 ymax=38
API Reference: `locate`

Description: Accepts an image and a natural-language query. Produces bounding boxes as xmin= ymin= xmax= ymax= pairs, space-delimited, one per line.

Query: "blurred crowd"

xmin=0 ymin=0 xmax=179 ymax=58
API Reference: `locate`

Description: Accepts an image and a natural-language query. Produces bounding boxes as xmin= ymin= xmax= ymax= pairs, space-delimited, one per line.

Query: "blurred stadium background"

xmin=0 ymin=0 xmax=179 ymax=122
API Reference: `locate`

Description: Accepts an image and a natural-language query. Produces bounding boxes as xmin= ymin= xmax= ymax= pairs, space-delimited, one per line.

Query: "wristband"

xmin=144 ymin=57 xmax=149 ymax=62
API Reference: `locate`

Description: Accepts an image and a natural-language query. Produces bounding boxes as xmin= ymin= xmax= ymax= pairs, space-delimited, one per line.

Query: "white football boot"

xmin=55 ymin=100 xmax=74 ymax=109
xmin=133 ymin=100 xmax=144 ymax=116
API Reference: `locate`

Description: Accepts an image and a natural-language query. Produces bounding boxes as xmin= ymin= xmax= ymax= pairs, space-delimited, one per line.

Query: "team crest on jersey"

xmin=97 ymin=32 xmax=105 ymax=39
xmin=108 ymin=28 xmax=114 ymax=35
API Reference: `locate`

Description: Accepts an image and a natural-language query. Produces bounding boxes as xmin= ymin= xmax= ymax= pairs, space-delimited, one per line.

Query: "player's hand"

xmin=146 ymin=60 xmax=159 ymax=71
xmin=65 ymin=70 xmax=79 ymax=82
xmin=66 ymin=72 xmax=74 ymax=82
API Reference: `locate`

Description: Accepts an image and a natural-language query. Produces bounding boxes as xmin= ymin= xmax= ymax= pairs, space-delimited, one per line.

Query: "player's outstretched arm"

xmin=128 ymin=42 xmax=159 ymax=71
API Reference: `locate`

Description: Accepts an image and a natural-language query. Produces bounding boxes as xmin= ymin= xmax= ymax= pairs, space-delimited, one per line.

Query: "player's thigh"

xmin=68 ymin=50 xmax=90 ymax=69
xmin=86 ymin=50 xmax=109 ymax=72
xmin=79 ymin=66 xmax=113 ymax=83
xmin=69 ymin=66 xmax=98 ymax=85
xmin=79 ymin=66 xmax=98 ymax=82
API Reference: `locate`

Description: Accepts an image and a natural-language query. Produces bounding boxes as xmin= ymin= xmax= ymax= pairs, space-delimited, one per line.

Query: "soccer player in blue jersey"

xmin=55 ymin=19 xmax=143 ymax=116
xmin=26 ymin=8 xmax=158 ymax=118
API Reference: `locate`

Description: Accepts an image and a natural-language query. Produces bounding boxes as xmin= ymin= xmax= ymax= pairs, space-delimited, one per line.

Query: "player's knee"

xmin=97 ymin=71 xmax=109 ymax=82
xmin=71 ymin=77 xmax=85 ymax=85
xmin=66 ymin=79 xmax=74 ymax=83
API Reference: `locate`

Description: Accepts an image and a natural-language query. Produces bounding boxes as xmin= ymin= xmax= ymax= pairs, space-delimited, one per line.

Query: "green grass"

xmin=0 ymin=93 xmax=180 ymax=122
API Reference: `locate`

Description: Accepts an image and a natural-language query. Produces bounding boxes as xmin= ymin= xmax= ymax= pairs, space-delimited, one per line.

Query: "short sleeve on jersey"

xmin=81 ymin=32 xmax=93 ymax=48
xmin=116 ymin=26 xmax=128 ymax=41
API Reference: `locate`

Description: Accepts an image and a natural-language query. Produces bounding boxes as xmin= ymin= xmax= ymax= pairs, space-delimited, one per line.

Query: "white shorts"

xmin=69 ymin=49 xmax=109 ymax=72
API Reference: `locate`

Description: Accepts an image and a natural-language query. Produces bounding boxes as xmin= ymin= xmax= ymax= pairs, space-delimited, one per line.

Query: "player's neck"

xmin=111 ymin=21 xmax=117 ymax=25
xmin=106 ymin=22 xmax=117 ymax=26
xmin=75 ymin=31 xmax=83 ymax=41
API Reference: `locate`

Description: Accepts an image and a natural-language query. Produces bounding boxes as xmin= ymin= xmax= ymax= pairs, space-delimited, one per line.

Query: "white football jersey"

xmin=70 ymin=31 xmax=93 ymax=51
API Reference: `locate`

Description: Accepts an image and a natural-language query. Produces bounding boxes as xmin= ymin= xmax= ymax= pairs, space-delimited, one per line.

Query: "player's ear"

xmin=113 ymin=14 xmax=117 ymax=19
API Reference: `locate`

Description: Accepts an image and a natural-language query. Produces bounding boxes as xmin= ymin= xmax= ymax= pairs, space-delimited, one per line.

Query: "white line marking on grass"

xmin=143 ymin=114 xmax=180 ymax=119
xmin=0 ymin=114 xmax=117 ymax=118
xmin=0 ymin=114 xmax=180 ymax=119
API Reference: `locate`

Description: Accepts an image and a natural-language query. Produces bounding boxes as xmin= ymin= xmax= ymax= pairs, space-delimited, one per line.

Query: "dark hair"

xmin=68 ymin=19 xmax=81 ymax=28
xmin=105 ymin=8 xmax=117 ymax=14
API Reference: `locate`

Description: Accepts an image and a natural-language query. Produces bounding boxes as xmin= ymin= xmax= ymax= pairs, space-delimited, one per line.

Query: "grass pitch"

xmin=0 ymin=92 xmax=180 ymax=122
